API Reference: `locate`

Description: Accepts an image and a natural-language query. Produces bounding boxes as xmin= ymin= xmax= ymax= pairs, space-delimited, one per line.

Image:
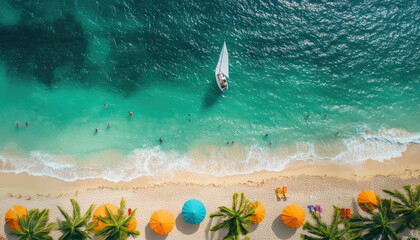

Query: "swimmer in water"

xmin=129 ymin=112 xmax=133 ymax=117
xmin=16 ymin=123 xmax=20 ymax=127
xmin=95 ymin=129 xmax=99 ymax=133
xmin=159 ymin=137 xmax=163 ymax=143
xmin=103 ymin=104 xmax=108 ymax=108
xmin=107 ymin=123 xmax=111 ymax=127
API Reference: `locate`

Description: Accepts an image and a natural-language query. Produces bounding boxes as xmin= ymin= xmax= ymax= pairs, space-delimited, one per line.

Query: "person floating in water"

xmin=16 ymin=123 xmax=20 ymax=127
xmin=159 ymin=137 xmax=163 ymax=143
xmin=335 ymin=132 xmax=339 ymax=135
xmin=95 ymin=129 xmax=99 ymax=133
xmin=264 ymin=133 xmax=269 ymax=137
xmin=306 ymin=115 xmax=310 ymax=119
xmin=231 ymin=141 xmax=235 ymax=144
xmin=324 ymin=114 xmax=327 ymax=117
xmin=129 ymin=112 xmax=133 ymax=117
xmin=107 ymin=123 xmax=111 ymax=127
xmin=25 ymin=122 xmax=29 ymax=127
xmin=103 ymin=104 xmax=108 ymax=108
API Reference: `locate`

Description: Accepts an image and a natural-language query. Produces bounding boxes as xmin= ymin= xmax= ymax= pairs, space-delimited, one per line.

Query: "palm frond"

xmin=232 ymin=193 xmax=238 ymax=212
xmin=209 ymin=192 xmax=253 ymax=240
xmin=12 ymin=208 xmax=55 ymax=240
xmin=210 ymin=212 xmax=226 ymax=218
xmin=210 ymin=219 xmax=231 ymax=231
xmin=93 ymin=198 xmax=139 ymax=240
xmin=301 ymin=206 xmax=352 ymax=240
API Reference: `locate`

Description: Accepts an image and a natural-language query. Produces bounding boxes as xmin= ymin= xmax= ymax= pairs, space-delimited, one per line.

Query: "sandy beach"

xmin=0 ymin=144 xmax=419 ymax=239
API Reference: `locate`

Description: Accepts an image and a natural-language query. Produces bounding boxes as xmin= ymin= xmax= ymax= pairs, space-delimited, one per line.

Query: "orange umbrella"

xmin=248 ymin=201 xmax=265 ymax=224
xmin=5 ymin=206 xmax=27 ymax=230
xmin=92 ymin=204 xmax=137 ymax=231
xmin=357 ymin=190 xmax=378 ymax=211
xmin=281 ymin=204 xmax=305 ymax=229
xmin=150 ymin=210 xmax=175 ymax=235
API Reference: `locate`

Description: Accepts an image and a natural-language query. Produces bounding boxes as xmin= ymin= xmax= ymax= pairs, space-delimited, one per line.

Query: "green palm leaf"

xmin=57 ymin=199 xmax=95 ymax=240
xmin=93 ymin=198 xmax=140 ymax=240
xmin=383 ymin=185 xmax=420 ymax=232
xmin=350 ymin=197 xmax=401 ymax=240
xmin=209 ymin=192 xmax=255 ymax=240
xmin=12 ymin=209 xmax=56 ymax=240
xmin=301 ymin=206 xmax=356 ymax=240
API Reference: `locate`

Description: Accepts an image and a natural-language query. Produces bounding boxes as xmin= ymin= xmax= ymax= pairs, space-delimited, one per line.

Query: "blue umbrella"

xmin=182 ymin=199 xmax=206 ymax=224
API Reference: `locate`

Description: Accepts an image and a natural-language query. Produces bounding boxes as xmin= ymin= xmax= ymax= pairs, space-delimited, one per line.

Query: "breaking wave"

xmin=0 ymin=128 xmax=419 ymax=182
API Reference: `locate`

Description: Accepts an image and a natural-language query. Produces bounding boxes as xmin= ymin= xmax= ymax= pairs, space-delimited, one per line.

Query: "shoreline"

xmin=0 ymin=144 xmax=418 ymax=196
xmin=1 ymin=127 xmax=418 ymax=183
xmin=0 ymin=145 xmax=418 ymax=239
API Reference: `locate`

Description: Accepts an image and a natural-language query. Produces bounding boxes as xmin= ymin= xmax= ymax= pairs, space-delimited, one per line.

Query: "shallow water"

xmin=0 ymin=0 xmax=419 ymax=181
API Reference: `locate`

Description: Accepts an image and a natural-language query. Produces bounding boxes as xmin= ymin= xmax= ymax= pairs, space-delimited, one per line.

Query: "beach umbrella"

xmin=248 ymin=201 xmax=265 ymax=224
xmin=182 ymin=199 xmax=206 ymax=224
xmin=92 ymin=204 xmax=137 ymax=231
xmin=150 ymin=210 xmax=175 ymax=235
xmin=281 ymin=204 xmax=305 ymax=229
xmin=5 ymin=206 xmax=27 ymax=230
xmin=357 ymin=190 xmax=378 ymax=211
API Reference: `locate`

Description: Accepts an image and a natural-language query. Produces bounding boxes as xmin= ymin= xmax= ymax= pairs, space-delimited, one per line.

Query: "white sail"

xmin=215 ymin=41 xmax=229 ymax=78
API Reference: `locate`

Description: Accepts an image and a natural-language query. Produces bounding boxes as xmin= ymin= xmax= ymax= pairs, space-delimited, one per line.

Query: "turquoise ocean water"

xmin=0 ymin=0 xmax=419 ymax=181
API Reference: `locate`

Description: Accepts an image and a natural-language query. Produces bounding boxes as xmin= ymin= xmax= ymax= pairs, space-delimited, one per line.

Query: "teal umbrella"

xmin=182 ymin=199 xmax=206 ymax=224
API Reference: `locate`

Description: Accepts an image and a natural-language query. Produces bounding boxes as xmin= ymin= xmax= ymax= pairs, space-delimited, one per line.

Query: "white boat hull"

xmin=215 ymin=41 xmax=229 ymax=92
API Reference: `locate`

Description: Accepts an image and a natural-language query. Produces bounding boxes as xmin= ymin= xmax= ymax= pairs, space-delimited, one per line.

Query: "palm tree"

xmin=93 ymin=198 xmax=140 ymax=240
xmin=209 ymin=192 xmax=256 ymax=240
xmin=12 ymin=209 xmax=56 ymax=240
xmin=349 ymin=196 xmax=400 ymax=240
xmin=383 ymin=185 xmax=419 ymax=232
xmin=57 ymin=199 xmax=96 ymax=240
xmin=301 ymin=206 xmax=357 ymax=240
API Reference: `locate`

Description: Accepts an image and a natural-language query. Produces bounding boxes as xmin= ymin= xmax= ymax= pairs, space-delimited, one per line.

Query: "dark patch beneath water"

xmin=0 ymin=14 xmax=88 ymax=86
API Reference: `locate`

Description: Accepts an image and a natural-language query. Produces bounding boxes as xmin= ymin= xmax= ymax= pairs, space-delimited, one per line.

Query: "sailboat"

xmin=215 ymin=41 xmax=229 ymax=92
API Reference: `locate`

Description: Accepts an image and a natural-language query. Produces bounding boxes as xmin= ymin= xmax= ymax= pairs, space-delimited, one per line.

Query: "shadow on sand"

xmin=271 ymin=217 xmax=297 ymax=239
xmin=205 ymin=216 xmax=229 ymax=240
xmin=175 ymin=213 xmax=200 ymax=235
xmin=3 ymin=224 xmax=17 ymax=240
xmin=144 ymin=222 xmax=169 ymax=240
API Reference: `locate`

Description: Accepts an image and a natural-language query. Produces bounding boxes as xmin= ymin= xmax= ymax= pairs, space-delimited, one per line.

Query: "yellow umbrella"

xmin=5 ymin=206 xmax=27 ymax=230
xmin=357 ymin=190 xmax=378 ymax=211
xmin=281 ymin=204 xmax=305 ymax=229
xmin=150 ymin=210 xmax=175 ymax=235
xmin=248 ymin=201 xmax=265 ymax=224
xmin=92 ymin=204 xmax=137 ymax=231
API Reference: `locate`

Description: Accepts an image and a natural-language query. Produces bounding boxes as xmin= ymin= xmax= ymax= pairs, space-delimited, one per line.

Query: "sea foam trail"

xmin=0 ymin=128 xmax=419 ymax=182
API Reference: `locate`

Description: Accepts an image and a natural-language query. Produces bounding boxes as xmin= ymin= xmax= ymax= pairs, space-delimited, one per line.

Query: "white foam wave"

xmin=0 ymin=128 xmax=419 ymax=182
